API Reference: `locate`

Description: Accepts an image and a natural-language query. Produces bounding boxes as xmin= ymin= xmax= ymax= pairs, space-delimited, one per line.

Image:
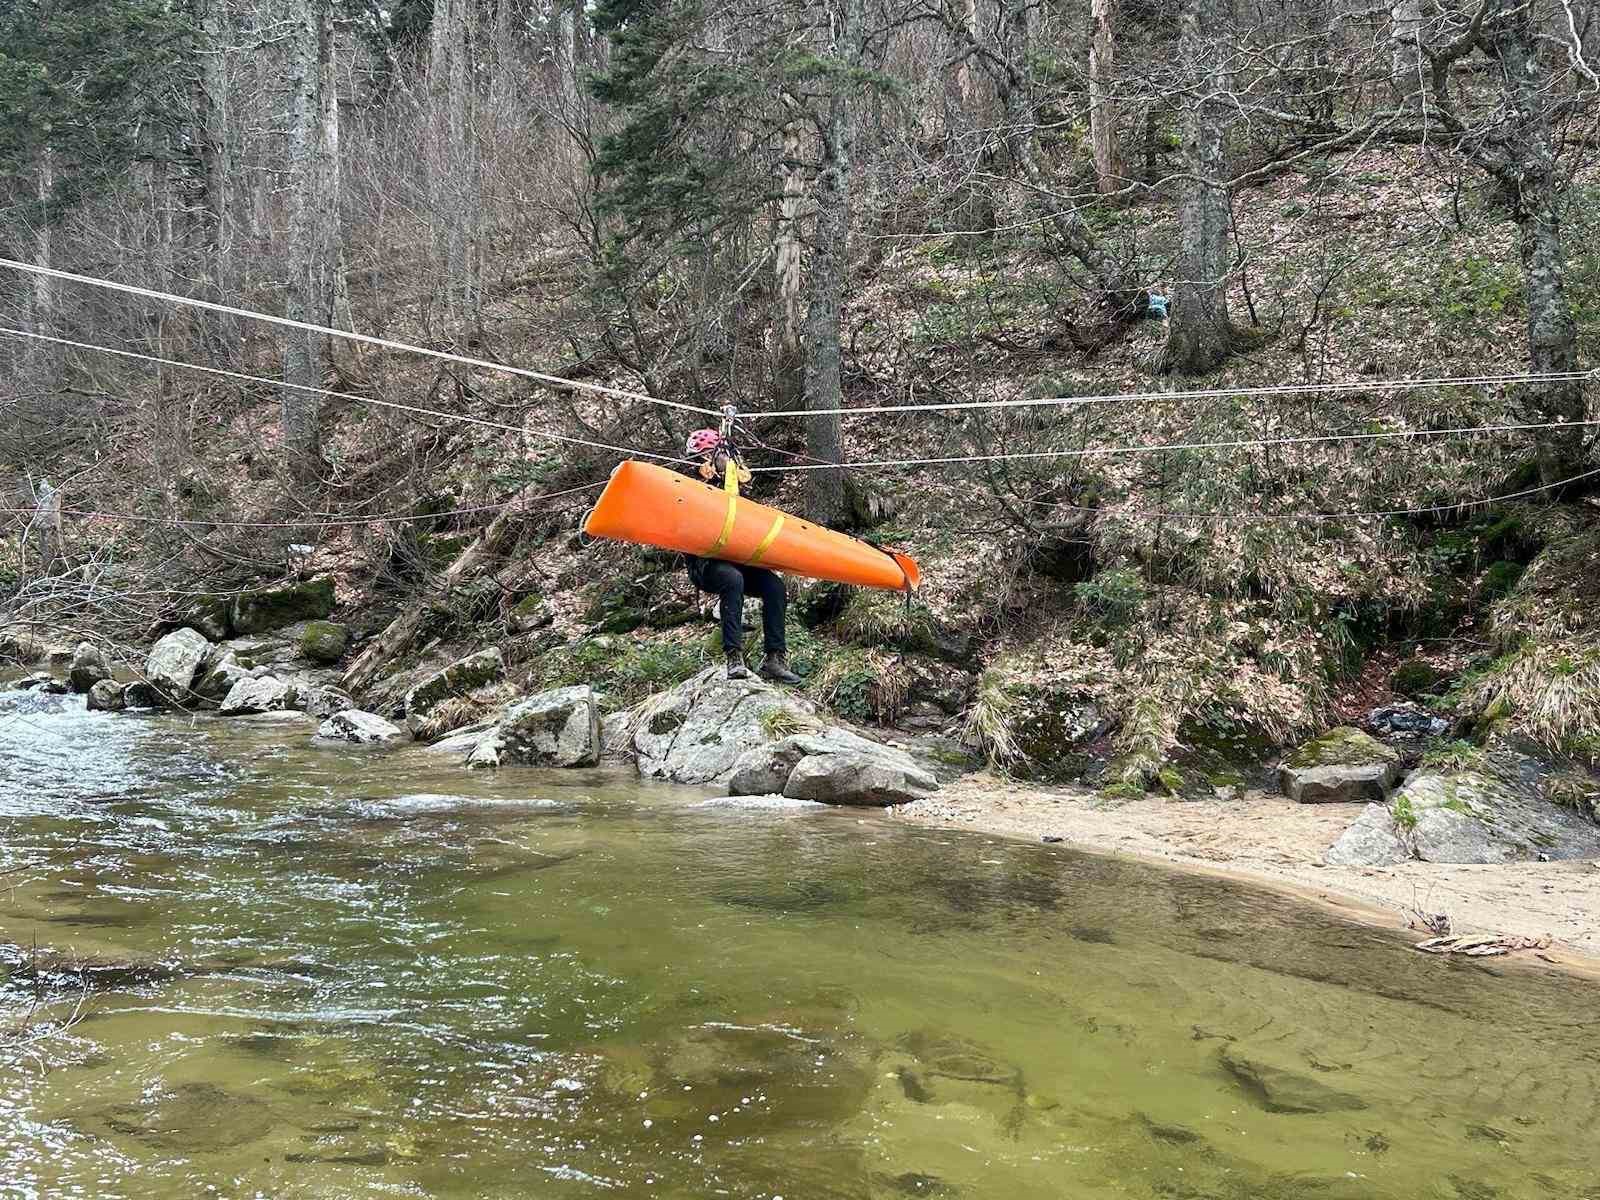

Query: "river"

xmin=1 ymin=687 xmax=1596 ymax=1199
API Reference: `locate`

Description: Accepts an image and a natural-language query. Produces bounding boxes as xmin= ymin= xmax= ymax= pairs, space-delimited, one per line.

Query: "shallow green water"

xmin=1 ymin=690 xmax=1597 ymax=1200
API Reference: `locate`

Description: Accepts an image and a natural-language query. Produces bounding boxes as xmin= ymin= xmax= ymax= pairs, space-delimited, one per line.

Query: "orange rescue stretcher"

xmin=583 ymin=460 xmax=920 ymax=592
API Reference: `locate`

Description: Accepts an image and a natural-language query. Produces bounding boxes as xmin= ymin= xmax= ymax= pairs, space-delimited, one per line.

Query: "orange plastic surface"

xmin=583 ymin=460 xmax=920 ymax=592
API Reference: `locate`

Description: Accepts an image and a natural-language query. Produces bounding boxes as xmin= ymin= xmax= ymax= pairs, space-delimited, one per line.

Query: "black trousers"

xmin=690 ymin=558 xmax=787 ymax=655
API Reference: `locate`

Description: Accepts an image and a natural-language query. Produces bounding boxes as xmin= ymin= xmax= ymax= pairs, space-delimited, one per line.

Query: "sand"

xmin=892 ymin=775 xmax=1600 ymax=972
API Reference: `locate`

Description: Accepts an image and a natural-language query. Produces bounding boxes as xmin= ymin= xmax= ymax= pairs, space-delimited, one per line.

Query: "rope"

xmin=0 ymin=258 xmax=720 ymax=417
xmin=749 ymin=415 xmax=1600 ymax=471
xmin=0 ymin=326 xmax=693 ymax=466
xmin=746 ymin=369 xmax=1600 ymax=419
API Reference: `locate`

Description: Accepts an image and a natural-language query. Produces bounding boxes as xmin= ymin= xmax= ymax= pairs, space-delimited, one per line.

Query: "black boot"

xmin=758 ymin=653 xmax=801 ymax=685
xmin=725 ymin=650 xmax=750 ymax=680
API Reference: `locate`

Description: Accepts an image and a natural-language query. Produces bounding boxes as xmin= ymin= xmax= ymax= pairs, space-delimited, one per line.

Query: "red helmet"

xmin=685 ymin=429 xmax=722 ymax=456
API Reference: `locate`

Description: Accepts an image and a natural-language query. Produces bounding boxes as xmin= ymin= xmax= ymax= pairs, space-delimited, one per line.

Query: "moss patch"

xmin=1284 ymin=726 xmax=1398 ymax=770
xmin=230 ymin=578 xmax=335 ymax=635
xmin=300 ymin=621 xmax=349 ymax=664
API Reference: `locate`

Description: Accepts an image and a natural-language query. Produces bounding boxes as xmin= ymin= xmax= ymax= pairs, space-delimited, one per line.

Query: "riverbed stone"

xmin=219 ymin=675 xmax=300 ymax=716
xmin=20 ymin=671 xmax=67 ymax=694
xmin=1325 ymin=767 xmax=1600 ymax=867
xmin=317 ymin=710 xmax=404 ymax=745
xmin=495 ymin=686 xmax=600 ymax=768
xmin=87 ymin=679 xmax=127 ymax=713
xmin=300 ymin=620 xmax=349 ymax=664
xmin=67 ymin=642 xmax=111 ymax=693
xmin=145 ymin=628 xmax=211 ymax=702
xmin=300 ymin=684 xmax=354 ymax=719
xmin=192 ymin=651 xmax=250 ymax=707
xmin=122 ymin=680 xmax=163 ymax=709
xmin=229 ymin=577 xmax=336 ymax=636
xmin=1220 ymin=1044 xmax=1367 ymax=1114
xmin=1278 ymin=727 xmax=1399 ymax=803
xmin=404 ymin=648 xmax=505 ymax=735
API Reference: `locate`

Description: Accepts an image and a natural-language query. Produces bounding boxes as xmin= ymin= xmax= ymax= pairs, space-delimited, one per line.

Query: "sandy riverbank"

xmin=892 ymin=775 xmax=1600 ymax=972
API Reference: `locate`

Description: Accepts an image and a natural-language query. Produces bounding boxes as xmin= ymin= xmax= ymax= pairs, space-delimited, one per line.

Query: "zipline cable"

xmin=0 ymin=479 xmax=608 ymax=531
xmin=0 ymin=258 xmax=721 ymax=417
xmin=1005 ymin=463 xmax=1600 ymax=524
xmin=9 ymin=323 xmax=1598 ymax=474
xmin=0 ymin=326 xmax=692 ymax=467
xmin=748 ymin=415 xmax=1600 ymax=471
xmin=748 ymin=368 xmax=1600 ymax=419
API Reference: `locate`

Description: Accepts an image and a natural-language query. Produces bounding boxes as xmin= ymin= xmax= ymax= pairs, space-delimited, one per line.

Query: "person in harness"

xmin=683 ymin=429 xmax=801 ymax=684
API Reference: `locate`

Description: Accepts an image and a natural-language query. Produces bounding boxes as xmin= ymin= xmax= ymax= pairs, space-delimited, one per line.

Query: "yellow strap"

xmin=704 ymin=459 xmax=740 ymax=557
xmin=746 ymin=514 xmax=784 ymax=564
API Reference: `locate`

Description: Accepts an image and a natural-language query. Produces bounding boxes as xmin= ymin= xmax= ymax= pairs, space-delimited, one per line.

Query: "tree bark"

xmin=1162 ymin=0 xmax=1241 ymax=375
xmin=774 ymin=109 xmax=806 ymax=406
xmin=281 ymin=0 xmax=338 ymax=485
xmin=1089 ymin=0 xmax=1123 ymax=195
xmin=1390 ymin=0 xmax=1423 ymax=101
xmin=801 ymin=0 xmax=863 ymax=528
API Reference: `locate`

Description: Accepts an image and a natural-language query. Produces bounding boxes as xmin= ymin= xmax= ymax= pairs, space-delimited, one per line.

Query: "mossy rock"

xmin=1283 ymin=726 xmax=1398 ymax=770
xmin=1011 ymin=686 xmax=1114 ymax=783
xmin=300 ymin=621 xmax=349 ymax=664
xmin=1391 ymin=657 xmax=1445 ymax=698
xmin=1479 ymin=559 xmax=1524 ymax=602
xmin=423 ymin=532 xmax=474 ymax=567
xmin=508 ymin=595 xmax=552 ymax=634
xmin=230 ymin=578 xmax=335 ymax=635
xmin=183 ymin=595 xmax=234 ymax=641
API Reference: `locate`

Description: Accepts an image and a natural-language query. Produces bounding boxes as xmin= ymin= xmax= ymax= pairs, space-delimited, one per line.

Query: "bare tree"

xmin=1090 ymin=0 xmax=1124 ymax=195
xmin=281 ymin=0 xmax=341 ymax=485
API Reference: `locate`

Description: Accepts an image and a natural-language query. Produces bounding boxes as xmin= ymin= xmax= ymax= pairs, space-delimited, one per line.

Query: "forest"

xmin=3 ymin=0 xmax=1600 ymax=787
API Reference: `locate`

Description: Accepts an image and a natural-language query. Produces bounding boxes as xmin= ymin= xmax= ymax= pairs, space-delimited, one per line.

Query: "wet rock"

xmin=87 ymin=679 xmax=127 ymax=712
xmin=300 ymin=620 xmax=349 ymax=664
xmin=192 ymin=650 xmax=249 ymax=707
xmin=19 ymin=671 xmax=67 ymax=694
xmin=1325 ymin=767 xmax=1600 ymax=867
xmin=317 ymin=709 xmax=404 ymax=744
xmin=1367 ymin=703 xmax=1449 ymax=739
xmin=493 ymin=685 xmax=600 ymax=768
xmin=219 ymin=674 xmax=300 ymax=716
xmin=145 ymin=627 xmax=211 ymax=701
xmin=122 ymin=680 xmax=164 ymax=709
xmin=1219 ymin=1045 xmax=1367 ymax=1114
xmin=299 ymin=684 xmax=353 ymax=718
xmin=1278 ymin=727 xmax=1399 ymax=803
xmin=465 ymin=733 xmax=503 ymax=768
xmin=229 ymin=577 xmax=335 ymax=635
xmin=404 ymin=648 xmax=504 ymax=736
xmin=67 ymin=642 xmax=111 ymax=693
xmin=92 ymin=1083 xmax=274 ymax=1153
xmin=421 ymin=719 xmax=498 ymax=758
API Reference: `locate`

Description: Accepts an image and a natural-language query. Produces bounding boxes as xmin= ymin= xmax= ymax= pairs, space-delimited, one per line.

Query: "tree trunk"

xmin=1482 ymin=7 xmax=1586 ymax=483
xmin=1162 ymin=0 xmax=1240 ymax=375
xmin=1089 ymin=0 xmax=1123 ymax=196
xmin=801 ymin=0 xmax=862 ymax=528
xmin=29 ymin=151 xmax=54 ymax=335
xmin=1390 ymin=0 xmax=1423 ymax=101
xmin=431 ymin=0 xmax=477 ymax=326
xmin=774 ymin=110 xmax=806 ymax=406
xmin=282 ymin=0 xmax=337 ymax=485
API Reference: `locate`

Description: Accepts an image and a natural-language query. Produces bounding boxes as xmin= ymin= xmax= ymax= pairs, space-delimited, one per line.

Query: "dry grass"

xmin=959 ymin=666 xmax=1027 ymax=771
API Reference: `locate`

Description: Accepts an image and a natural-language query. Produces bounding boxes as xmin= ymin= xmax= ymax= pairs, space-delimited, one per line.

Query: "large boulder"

xmin=219 ymin=675 xmax=300 ymax=716
xmin=1326 ymin=766 xmax=1600 ymax=867
xmin=229 ymin=578 xmax=335 ymax=636
xmin=730 ymin=728 xmax=938 ymax=808
xmin=86 ymin=679 xmax=127 ymax=712
xmin=145 ymin=628 xmax=211 ymax=702
xmin=67 ymin=642 xmax=112 ymax=693
xmin=1278 ymin=727 xmax=1399 ymax=804
xmin=403 ymin=648 xmax=505 ymax=736
xmin=300 ymin=621 xmax=349 ymax=664
xmin=621 ymin=668 xmax=939 ymax=806
xmin=317 ymin=710 xmax=404 ymax=745
xmin=628 ymin=668 xmax=820 ymax=785
xmin=192 ymin=651 xmax=250 ymax=708
xmin=496 ymin=686 xmax=600 ymax=767
xmin=300 ymin=684 xmax=354 ymax=719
